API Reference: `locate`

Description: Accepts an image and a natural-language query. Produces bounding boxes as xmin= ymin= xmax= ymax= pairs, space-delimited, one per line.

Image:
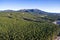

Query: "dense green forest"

xmin=0 ymin=12 xmax=59 ymax=40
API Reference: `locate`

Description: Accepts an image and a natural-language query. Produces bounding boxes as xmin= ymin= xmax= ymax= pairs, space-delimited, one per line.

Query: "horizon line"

xmin=0 ymin=9 xmax=60 ymax=13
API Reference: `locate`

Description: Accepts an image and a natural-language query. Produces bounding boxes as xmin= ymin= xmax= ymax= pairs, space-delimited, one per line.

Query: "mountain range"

xmin=0 ymin=9 xmax=60 ymax=16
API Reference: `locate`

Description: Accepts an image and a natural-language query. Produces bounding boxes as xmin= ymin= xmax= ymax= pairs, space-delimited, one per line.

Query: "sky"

xmin=0 ymin=0 xmax=60 ymax=13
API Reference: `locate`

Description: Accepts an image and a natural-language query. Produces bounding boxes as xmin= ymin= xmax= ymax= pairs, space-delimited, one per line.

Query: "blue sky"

xmin=0 ymin=0 xmax=60 ymax=13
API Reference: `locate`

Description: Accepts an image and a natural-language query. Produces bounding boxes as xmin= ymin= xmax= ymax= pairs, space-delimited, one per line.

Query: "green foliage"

xmin=0 ymin=12 xmax=59 ymax=40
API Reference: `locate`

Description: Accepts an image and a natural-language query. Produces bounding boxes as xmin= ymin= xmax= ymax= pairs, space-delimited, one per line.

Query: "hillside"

xmin=1 ymin=9 xmax=60 ymax=21
xmin=0 ymin=9 xmax=59 ymax=40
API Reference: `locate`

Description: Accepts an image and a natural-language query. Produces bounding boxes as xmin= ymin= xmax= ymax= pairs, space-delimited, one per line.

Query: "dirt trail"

xmin=55 ymin=36 xmax=60 ymax=40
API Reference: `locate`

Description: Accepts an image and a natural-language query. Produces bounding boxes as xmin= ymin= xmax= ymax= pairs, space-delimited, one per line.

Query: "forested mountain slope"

xmin=0 ymin=9 xmax=59 ymax=40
